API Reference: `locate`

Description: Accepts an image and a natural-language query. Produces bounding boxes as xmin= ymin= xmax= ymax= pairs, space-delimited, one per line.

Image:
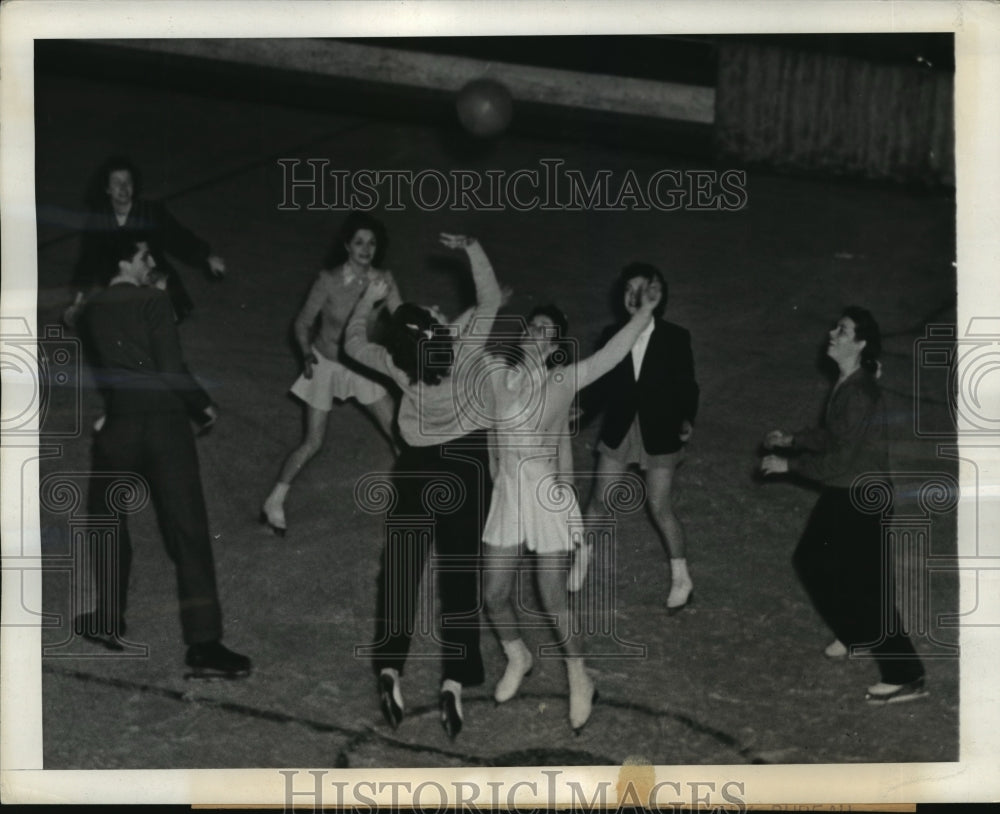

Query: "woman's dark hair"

xmin=842 ymin=305 xmax=882 ymax=375
xmin=613 ymin=261 xmax=668 ymax=320
xmin=87 ymin=154 xmax=142 ymax=206
xmin=324 ymin=211 xmax=388 ymax=268
xmin=527 ymin=304 xmax=573 ymax=369
xmin=386 ymin=303 xmax=454 ymax=385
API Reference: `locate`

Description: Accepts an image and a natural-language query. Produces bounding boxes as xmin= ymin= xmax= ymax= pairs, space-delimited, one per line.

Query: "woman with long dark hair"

xmin=260 ymin=211 xmax=400 ymax=536
xmin=344 ymin=233 xmax=501 ymax=739
xmin=760 ymin=306 xmax=927 ymax=704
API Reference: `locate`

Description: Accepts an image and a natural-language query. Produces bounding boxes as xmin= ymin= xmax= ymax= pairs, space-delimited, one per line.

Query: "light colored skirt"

xmin=597 ymin=416 xmax=680 ymax=470
xmin=289 ymin=346 xmax=387 ymax=410
xmin=483 ymin=454 xmax=583 ymax=554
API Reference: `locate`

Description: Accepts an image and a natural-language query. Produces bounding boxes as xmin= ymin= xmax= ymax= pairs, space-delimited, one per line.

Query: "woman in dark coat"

xmin=64 ymin=155 xmax=226 ymax=326
xmin=761 ymin=306 xmax=927 ymax=705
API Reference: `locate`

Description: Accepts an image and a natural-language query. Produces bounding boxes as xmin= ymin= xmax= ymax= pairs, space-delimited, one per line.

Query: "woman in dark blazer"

xmin=576 ymin=262 xmax=699 ymax=614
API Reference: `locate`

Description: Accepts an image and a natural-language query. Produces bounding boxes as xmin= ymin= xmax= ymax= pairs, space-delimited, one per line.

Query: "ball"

xmin=456 ymin=78 xmax=513 ymax=138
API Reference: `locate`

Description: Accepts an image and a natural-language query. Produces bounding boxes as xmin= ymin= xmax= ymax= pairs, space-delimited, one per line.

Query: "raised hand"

xmin=364 ymin=276 xmax=390 ymax=303
xmin=207 ymin=255 xmax=227 ymax=278
xmin=303 ymin=351 xmax=318 ymax=380
xmin=760 ymin=454 xmax=789 ymax=476
xmin=62 ymin=302 xmax=82 ymax=330
xmin=763 ymin=429 xmax=794 ymax=449
xmin=197 ymin=404 xmax=219 ymax=436
xmin=439 ymin=233 xmax=477 ymax=250
xmin=639 ymin=280 xmax=662 ymax=313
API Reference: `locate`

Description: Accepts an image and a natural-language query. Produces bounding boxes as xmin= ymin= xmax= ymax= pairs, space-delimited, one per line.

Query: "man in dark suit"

xmin=75 ymin=235 xmax=250 ymax=678
xmin=580 ymin=262 xmax=699 ymax=614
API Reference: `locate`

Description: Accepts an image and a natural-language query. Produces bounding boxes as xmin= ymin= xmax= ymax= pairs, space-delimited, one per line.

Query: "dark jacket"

xmin=789 ymin=368 xmax=889 ymax=489
xmin=592 ymin=318 xmax=699 ymax=455
xmin=82 ymin=283 xmax=211 ymax=417
xmin=72 ymin=198 xmax=211 ymax=291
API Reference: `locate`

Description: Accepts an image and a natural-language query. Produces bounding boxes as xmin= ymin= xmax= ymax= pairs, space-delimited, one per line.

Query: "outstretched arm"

xmin=533 ymin=285 xmax=659 ymax=433
xmin=154 ymin=200 xmax=221 ymax=273
xmin=574 ymin=280 xmax=660 ymax=390
xmin=440 ymin=286 xmax=511 ymax=332
xmin=145 ymin=291 xmax=213 ymax=419
xmin=439 ymin=234 xmax=502 ymax=331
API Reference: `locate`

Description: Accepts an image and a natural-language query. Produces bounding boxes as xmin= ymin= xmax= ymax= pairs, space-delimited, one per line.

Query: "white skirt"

xmin=483 ymin=453 xmax=583 ymax=553
xmin=289 ymin=346 xmax=387 ymax=410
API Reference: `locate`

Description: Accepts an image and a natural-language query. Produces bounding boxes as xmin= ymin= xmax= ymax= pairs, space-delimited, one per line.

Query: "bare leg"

xmin=570 ymin=452 xmax=629 ymax=591
xmin=537 ymin=558 xmax=594 ymax=730
xmin=483 ymin=543 xmax=533 ymax=703
xmin=278 ymin=406 xmax=330 ymax=484
xmin=586 ymin=451 xmax=629 ymax=517
xmin=483 ymin=543 xmax=520 ymax=641
xmin=644 ymin=455 xmax=686 ymax=559
xmin=364 ymin=393 xmax=398 ymax=454
xmin=536 ymin=563 xmax=576 ymax=655
xmin=645 ymin=454 xmax=693 ymax=611
xmin=262 ymin=406 xmax=330 ymax=532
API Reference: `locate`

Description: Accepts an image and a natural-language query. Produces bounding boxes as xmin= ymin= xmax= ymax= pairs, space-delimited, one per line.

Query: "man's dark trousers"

xmin=89 ymin=410 xmax=223 ymax=644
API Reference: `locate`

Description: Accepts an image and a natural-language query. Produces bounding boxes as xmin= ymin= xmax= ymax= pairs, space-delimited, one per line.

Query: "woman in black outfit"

xmin=64 ymin=155 xmax=226 ymax=326
xmin=345 ymin=234 xmax=500 ymax=739
xmin=760 ymin=306 xmax=927 ymax=705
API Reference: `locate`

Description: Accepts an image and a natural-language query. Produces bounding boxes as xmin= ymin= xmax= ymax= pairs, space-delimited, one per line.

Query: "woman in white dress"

xmin=482 ymin=283 xmax=661 ymax=733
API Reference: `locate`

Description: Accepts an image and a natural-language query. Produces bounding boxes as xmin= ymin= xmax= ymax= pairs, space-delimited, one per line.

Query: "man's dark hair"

xmin=111 ymin=233 xmax=149 ymax=265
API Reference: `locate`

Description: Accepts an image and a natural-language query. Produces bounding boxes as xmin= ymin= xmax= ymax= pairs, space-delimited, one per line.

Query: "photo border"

xmin=2 ymin=0 xmax=998 ymax=806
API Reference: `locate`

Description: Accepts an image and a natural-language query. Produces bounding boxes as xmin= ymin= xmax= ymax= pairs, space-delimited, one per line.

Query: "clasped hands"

xmin=759 ymin=430 xmax=793 ymax=475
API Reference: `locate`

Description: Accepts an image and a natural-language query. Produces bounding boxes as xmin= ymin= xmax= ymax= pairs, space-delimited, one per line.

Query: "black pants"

xmin=793 ymin=488 xmax=924 ymax=685
xmin=372 ymin=431 xmax=491 ymax=686
xmin=88 ymin=411 xmax=223 ymax=644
